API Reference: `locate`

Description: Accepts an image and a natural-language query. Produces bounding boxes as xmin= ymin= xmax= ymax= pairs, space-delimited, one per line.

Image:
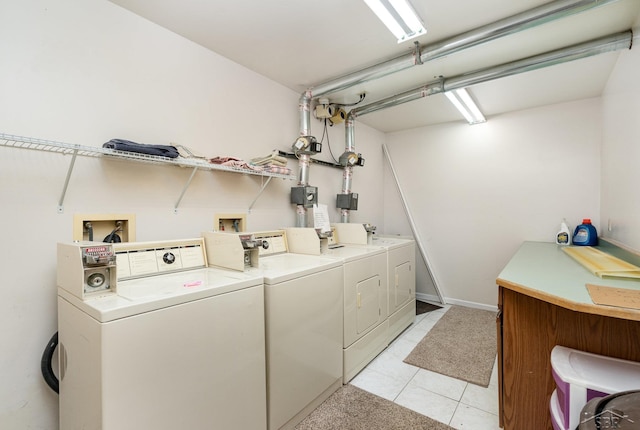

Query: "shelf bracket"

xmin=174 ymin=167 xmax=199 ymax=214
xmin=58 ymin=148 xmax=79 ymax=213
xmin=248 ymin=176 xmax=273 ymax=213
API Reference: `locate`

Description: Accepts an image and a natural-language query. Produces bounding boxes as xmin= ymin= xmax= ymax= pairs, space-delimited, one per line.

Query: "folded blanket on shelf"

xmin=250 ymin=150 xmax=288 ymax=167
xmin=103 ymin=139 xmax=180 ymax=158
xmin=209 ymin=156 xmax=263 ymax=171
xmin=263 ymin=165 xmax=292 ymax=175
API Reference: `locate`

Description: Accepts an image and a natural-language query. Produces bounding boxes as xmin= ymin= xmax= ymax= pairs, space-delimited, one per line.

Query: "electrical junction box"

xmin=291 ymin=186 xmax=318 ymax=208
xmin=337 ymin=193 xmax=358 ymax=210
xmin=73 ymin=213 xmax=136 ymax=243
xmin=214 ymin=213 xmax=246 ymax=233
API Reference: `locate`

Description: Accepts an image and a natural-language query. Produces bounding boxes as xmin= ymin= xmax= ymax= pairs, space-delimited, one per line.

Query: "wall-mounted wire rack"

xmin=0 ymin=132 xmax=296 ymax=213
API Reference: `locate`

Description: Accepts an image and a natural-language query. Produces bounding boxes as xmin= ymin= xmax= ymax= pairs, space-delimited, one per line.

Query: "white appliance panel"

xmin=356 ymin=276 xmax=382 ymax=334
xmin=265 ymin=265 xmax=343 ymax=430
xmin=342 ymin=252 xmax=388 ymax=347
xmin=59 ymin=283 xmax=266 ymax=430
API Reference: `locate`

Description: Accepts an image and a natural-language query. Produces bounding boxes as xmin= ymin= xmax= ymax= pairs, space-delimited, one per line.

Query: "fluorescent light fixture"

xmin=444 ymin=88 xmax=486 ymax=125
xmin=364 ymin=0 xmax=426 ymax=43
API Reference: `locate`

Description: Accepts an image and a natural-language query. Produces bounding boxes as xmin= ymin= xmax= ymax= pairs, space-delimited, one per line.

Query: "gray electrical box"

xmin=336 ymin=193 xmax=358 ymax=210
xmin=291 ymin=186 xmax=318 ymax=208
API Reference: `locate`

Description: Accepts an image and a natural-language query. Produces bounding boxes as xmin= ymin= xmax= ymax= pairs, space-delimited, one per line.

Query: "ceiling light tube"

xmin=444 ymin=88 xmax=486 ymax=125
xmin=364 ymin=0 xmax=426 ymax=43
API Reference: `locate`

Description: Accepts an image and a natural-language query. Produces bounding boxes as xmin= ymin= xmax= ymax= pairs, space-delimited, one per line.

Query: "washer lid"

xmin=62 ymin=267 xmax=263 ymax=322
xmin=320 ymin=245 xmax=385 ymax=262
xmin=257 ymin=253 xmax=342 ymax=284
xmin=370 ymin=236 xmax=414 ymax=249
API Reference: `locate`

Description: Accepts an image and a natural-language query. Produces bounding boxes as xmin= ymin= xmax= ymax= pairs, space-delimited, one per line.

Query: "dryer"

xmin=285 ymin=227 xmax=389 ymax=383
xmin=203 ymin=230 xmax=343 ymax=430
xmin=57 ymin=238 xmax=267 ymax=430
xmin=333 ymin=223 xmax=417 ymax=343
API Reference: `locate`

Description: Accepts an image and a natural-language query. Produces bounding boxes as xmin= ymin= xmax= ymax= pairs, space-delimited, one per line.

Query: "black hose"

xmin=41 ymin=332 xmax=59 ymax=394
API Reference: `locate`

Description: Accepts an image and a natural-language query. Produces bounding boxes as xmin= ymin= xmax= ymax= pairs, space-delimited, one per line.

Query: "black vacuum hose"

xmin=41 ymin=331 xmax=59 ymax=394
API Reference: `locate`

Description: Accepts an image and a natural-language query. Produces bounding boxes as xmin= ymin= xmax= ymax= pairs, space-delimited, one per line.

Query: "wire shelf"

xmin=0 ymin=133 xmax=295 ymax=180
xmin=1 ymin=132 xmax=295 ymax=213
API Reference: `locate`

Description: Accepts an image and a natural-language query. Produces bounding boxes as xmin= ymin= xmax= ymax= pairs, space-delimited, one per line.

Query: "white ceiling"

xmin=107 ymin=0 xmax=640 ymax=132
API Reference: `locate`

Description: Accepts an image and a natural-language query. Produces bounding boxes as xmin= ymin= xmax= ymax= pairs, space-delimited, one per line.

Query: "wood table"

xmin=496 ymin=241 xmax=640 ymax=430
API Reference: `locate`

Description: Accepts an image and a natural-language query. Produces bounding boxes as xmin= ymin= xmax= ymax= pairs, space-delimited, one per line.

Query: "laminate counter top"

xmin=496 ymin=241 xmax=640 ymax=321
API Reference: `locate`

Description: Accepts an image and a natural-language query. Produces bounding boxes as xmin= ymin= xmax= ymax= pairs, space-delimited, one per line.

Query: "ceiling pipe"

xmin=324 ymin=0 xmax=621 ymax=223
xmin=343 ymin=29 xmax=631 ymax=218
xmin=354 ymin=30 xmax=631 ymax=305
xmin=309 ymin=0 xmax=621 ymax=99
xmin=347 ymin=30 xmax=633 ymax=119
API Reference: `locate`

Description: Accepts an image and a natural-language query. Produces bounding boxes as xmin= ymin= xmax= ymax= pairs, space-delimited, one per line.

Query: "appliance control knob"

xmin=163 ymin=252 xmax=176 ymax=264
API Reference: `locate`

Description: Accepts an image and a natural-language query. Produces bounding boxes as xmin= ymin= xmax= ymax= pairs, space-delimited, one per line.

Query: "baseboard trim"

xmin=416 ymin=292 xmax=498 ymax=312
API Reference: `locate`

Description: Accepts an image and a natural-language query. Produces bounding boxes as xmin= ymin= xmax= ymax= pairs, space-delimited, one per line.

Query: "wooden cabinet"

xmin=496 ymin=242 xmax=640 ymax=430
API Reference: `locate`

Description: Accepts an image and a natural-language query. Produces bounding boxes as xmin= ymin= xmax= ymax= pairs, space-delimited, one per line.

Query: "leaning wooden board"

xmin=563 ymin=246 xmax=640 ymax=279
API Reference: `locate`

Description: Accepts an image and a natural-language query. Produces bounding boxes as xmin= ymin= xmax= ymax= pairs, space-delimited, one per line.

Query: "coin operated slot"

xmin=240 ymin=234 xmax=269 ymax=268
xmin=291 ymin=186 xmax=318 ymax=208
xmin=81 ymin=245 xmax=117 ymax=297
xmin=57 ymin=242 xmax=118 ymax=300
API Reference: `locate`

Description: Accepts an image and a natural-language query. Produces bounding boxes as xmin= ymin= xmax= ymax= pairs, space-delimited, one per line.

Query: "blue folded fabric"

xmin=103 ymin=139 xmax=180 ymax=158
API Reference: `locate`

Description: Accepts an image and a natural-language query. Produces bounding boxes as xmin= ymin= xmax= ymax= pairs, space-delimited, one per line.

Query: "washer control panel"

xmin=113 ymin=239 xmax=207 ymax=280
xmin=253 ymin=231 xmax=288 ymax=256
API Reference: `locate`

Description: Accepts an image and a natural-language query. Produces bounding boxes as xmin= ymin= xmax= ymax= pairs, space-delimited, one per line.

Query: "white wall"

xmin=0 ymin=1 xmax=385 ymax=428
xmin=601 ymin=34 xmax=640 ymax=252
xmin=384 ymin=99 xmax=602 ymax=306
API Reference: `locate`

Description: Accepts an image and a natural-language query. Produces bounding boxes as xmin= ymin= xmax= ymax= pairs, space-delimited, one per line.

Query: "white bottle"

xmin=556 ymin=219 xmax=571 ymax=246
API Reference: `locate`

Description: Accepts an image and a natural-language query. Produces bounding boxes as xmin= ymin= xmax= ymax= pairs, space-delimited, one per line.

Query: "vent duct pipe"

xmin=309 ymin=0 xmax=621 ymax=99
xmin=343 ymin=30 xmax=632 ymax=219
xmin=322 ymin=0 xmax=620 ymax=223
xmin=294 ymin=91 xmax=313 ymax=227
xmin=348 ymin=29 xmax=632 ymax=304
xmin=339 ymin=116 xmax=357 ymax=222
xmin=348 ymin=30 xmax=633 ymax=119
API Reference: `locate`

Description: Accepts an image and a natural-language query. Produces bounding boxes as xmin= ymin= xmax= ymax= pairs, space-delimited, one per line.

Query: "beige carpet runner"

xmin=404 ymin=305 xmax=497 ymax=387
xmin=295 ymin=384 xmax=454 ymax=430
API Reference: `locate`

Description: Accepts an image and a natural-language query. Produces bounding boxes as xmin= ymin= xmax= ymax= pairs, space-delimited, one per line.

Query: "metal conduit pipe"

xmin=339 ymin=115 xmax=357 ymax=222
xmin=295 ymin=91 xmax=313 ymax=227
xmin=333 ymin=0 xmax=622 ymax=223
xmin=348 ymin=29 xmax=631 ymax=303
xmin=305 ymin=0 xmax=620 ymax=225
xmin=348 ymin=30 xmax=633 ymax=119
xmin=310 ymin=0 xmax=620 ymax=98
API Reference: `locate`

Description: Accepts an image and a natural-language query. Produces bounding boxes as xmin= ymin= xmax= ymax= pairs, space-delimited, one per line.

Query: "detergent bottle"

xmin=555 ymin=219 xmax=571 ymax=246
xmin=572 ymin=219 xmax=598 ymax=246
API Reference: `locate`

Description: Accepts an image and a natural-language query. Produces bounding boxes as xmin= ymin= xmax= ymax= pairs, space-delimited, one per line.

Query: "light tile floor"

xmin=350 ymin=304 xmax=502 ymax=430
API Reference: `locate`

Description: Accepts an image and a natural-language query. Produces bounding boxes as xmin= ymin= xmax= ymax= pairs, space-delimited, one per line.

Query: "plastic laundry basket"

xmin=550 ymin=346 xmax=640 ymax=430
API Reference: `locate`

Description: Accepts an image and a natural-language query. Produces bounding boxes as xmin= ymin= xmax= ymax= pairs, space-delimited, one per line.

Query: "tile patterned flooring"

xmin=350 ymin=304 xmax=502 ymax=430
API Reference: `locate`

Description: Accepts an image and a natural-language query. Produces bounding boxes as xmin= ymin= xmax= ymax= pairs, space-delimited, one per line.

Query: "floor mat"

xmin=294 ymin=384 xmax=454 ymax=430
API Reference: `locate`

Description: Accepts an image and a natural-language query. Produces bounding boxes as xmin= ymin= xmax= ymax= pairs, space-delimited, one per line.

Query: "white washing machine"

xmin=285 ymin=227 xmax=389 ymax=383
xmin=203 ymin=231 xmax=344 ymax=430
xmin=57 ymin=238 xmax=267 ymax=430
xmin=333 ymin=223 xmax=417 ymax=343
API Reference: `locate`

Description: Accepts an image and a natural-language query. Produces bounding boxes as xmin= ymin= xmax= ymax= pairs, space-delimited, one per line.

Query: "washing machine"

xmin=56 ymin=238 xmax=267 ymax=430
xmin=202 ymin=230 xmax=343 ymax=430
xmin=333 ymin=223 xmax=417 ymax=343
xmin=285 ymin=227 xmax=389 ymax=383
